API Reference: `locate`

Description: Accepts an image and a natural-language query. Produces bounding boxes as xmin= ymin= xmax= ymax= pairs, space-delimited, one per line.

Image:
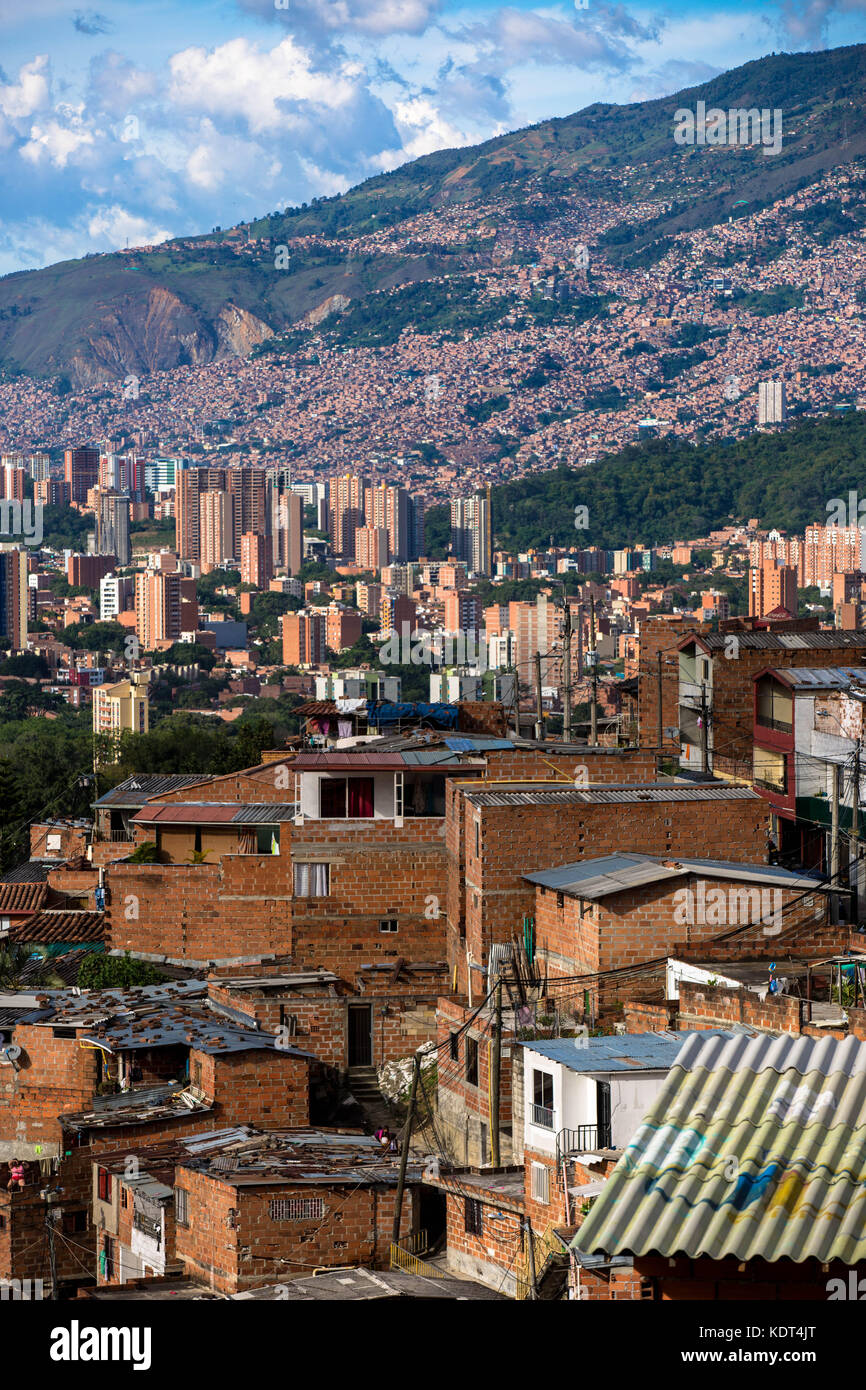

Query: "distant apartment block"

xmin=93 ymin=677 xmax=149 ymax=753
xmin=450 ymin=489 xmax=492 ymax=576
xmin=282 ymin=610 xmax=326 ymax=666
xmin=804 ymin=524 xmax=862 ymax=588
xmin=0 ymin=546 xmax=28 ymax=650
xmin=240 ymin=531 xmax=274 ymax=589
xmin=749 ymin=560 xmax=798 ymax=618
xmin=757 ymin=379 xmax=787 ymax=426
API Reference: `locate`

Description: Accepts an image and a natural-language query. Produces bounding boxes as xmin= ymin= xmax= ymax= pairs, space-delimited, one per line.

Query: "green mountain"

xmin=422 ymin=409 xmax=866 ymax=554
xmin=2 ymin=43 xmax=866 ymax=384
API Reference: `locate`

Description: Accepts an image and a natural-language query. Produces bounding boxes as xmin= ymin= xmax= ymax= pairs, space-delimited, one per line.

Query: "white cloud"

xmin=374 ymin=93 xmax=479 ymax=167
xmin=0 ymin=55 xmax=51 ymax=120
xmin=86 ymin=205 xmax=172 ymax=249
xmin=20 ymin=115 xmax=95 ymax=167
xmin=168 ymin=36 xmax=360 ymax=134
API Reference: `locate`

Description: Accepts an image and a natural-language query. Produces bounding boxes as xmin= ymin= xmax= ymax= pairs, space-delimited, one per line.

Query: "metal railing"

xmin=530 ymin=1104 xmax=555 ymax=1130
xmin=389 ymin=1235 xmax=443 ymax=1279
xmin=556 ymin=1125 xmax=611 ymax=1165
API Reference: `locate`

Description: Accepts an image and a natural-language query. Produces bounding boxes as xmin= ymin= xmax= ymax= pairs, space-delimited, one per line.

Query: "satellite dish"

xmin=4 ymin=1045 xmax=21 ymax=1061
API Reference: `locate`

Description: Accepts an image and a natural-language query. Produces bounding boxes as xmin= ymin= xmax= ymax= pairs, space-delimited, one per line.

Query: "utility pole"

xmin=589 ymin=595 xmax=598 ymax=748
xmin=524 ymin=1218 xmax=539 ymax=1300
xmin=392 ymin=1051 xmax=422 ymax=1245
xmin=46 ymin=1214 xmax=58 ymax=1301
xmin=853 ymin=742 xmax=861 ymax=924
xmin=562 ymin=602 xmax=573 ymax=743
xmin=657 ymin=649 xmax=664 ymax=750
xmin=490 ymin=975 xmax=502 ymax=1168
xmin=534 ymin=651 xmax=544 ymax=742
xmin=831 ymin=761 xmax=841 ymax=924
xmin=700 ymin=683 xmax=709 ymax=775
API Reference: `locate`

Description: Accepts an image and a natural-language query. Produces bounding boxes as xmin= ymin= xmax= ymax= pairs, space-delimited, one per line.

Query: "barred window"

xmin=175 ymin=1188 xmax=189 ymax=1227
xmin=464 ymin=1197 xmax=483 ymax=1236
xmin=531 ymin=1162 xmax=550 ymax=1205
xmin=269 ymin=1197 xmax=325 ymax=1221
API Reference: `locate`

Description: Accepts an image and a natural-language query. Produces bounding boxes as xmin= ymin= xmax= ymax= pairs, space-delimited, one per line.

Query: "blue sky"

xmin=0 ymin=0 xmax=864 ymax=274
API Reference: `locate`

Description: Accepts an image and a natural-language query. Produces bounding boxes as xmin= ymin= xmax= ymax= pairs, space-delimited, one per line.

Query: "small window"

xmin=256 ymin=825 xmax=280 ymax=854
xmin=531 ymin=1162 xmax=550 ymax=1205
xmin=465 ymin=1036 xmax=479 ymax=1087
xmin=192 ymin=1059 xmax=202 ymax=1087
xmin=194 ymin=827 xmax=202 ymax=854
xmin=464 ymin=1197 xmax=483 ymax=1236
xmin=121 ymin=1188 xmax=128 ymax=1210
xmin=293 ymin=862 xmax=330 ymax=897
xmin=474 ymin=818 xmax=480 ymax=857
xmin=53 ymin=1027 xmax=76 ymax=1040
xmin=449 ymin=1030 xmax=459 ymax=1063
xmin=63 ymin=1210 xmax=87 ymax=1234
xmin=175 ymin=1188 xmax=189 ymax=1227
xmin=379 ymin=919 xmax=398 ymax=934
xmin=97 ymin=1168 xmax=111 ymax=1203
xmin=269 ymin=1197 xmax=325 ymax=1221
xmin=556 ymin=892 xmax=564 ymax=909
xmin=0 ymin=1213 xmax=6 ymax=1230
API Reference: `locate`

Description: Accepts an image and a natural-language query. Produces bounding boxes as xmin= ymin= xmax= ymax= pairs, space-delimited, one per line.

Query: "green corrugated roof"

xmin=573 ymin=1033 xmax=866 ymax=1266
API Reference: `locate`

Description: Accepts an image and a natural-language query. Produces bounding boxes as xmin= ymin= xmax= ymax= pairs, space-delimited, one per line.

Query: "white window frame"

xmin=531 ymin=1162 xmax=550 ymax=1205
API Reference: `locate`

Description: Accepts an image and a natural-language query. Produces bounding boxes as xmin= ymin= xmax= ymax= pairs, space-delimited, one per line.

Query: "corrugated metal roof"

xmin=519 ymin=1030 xmax=740 ymax=1073
xmin=465 ymin=784 xmax=760 ymax=808
xmin=444 ymin=737 xmax=515 ymax=752
xmin=574 ymin=1032 xmax=866 ymax=1265
xmin=290 ymin=753 xmax=405 ymax=770
xmin=230 ymin=804 xmax=296 ymax=824
xmin=695 ymin=631 xmax=866 ymax=651
xmin=763 ymin=666 xmax=866 ymax=690
xmin=133 ymin=803 xmax=295 ymax=825
xmin=93 ymin=774 xmax=211 ymax=809
xmin=1 ymin=860 xmax=62 ymax=884
xmin=525 ymin=853 xmax=829 ymax=898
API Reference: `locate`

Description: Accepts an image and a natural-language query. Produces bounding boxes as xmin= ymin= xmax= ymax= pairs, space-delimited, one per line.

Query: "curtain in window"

xmin=347 ymin=777 xmax=374 ymax=818
xmin=293 ymin=863 xmax=329 ymax=897
xmin=320 ymin=778 xmax=346 ymax=817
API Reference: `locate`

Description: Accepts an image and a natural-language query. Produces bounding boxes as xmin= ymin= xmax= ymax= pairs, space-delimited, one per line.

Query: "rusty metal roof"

xmin=133 ymin=803 xmax=296 ymax=825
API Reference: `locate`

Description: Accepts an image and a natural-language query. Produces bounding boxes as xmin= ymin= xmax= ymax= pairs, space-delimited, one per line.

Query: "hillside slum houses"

xmin=0 ymin=676 xmax=865 ymax=1298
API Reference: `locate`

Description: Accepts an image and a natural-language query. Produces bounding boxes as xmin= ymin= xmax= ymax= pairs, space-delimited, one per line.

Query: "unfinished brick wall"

xmin=443 ymin=1185 xmax=523 ymax=1296
xmin=449 ymin=789 xmax=770 ymax=996
xmin=193 ymin=1048 xmax=309 ymax=1129
xmin=637 ymin=615 xmax=866 ymax=765
xmin=435 ymin=997 xmax=514 ymax=1168
xmin=106 ymin=857 xmax=292 ymax=962
xmin=0 ymin=1024 xmax=99 ymax=1159
xmin=207 ymin=980 xmax=441 ymax=1074
xmin=174 ymin=1166 xmax=415 ymax=1292
xmin=534 ymin=875 xmax=839 ymax=988
xmin=107 ymin=819 xmax=450 ymax=970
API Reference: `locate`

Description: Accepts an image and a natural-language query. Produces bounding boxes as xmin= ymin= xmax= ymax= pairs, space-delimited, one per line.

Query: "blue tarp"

xmin=366 ymin=701 xmax=459 ymax=728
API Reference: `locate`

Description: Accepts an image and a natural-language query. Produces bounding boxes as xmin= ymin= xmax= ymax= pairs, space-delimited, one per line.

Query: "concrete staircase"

xmin=346 ymin=1066 xmax=396 ymax=1135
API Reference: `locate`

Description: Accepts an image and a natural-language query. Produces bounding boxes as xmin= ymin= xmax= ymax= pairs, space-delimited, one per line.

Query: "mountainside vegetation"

xmin=424 ymin=409 xmax=866 ymax=553
xmin=3 ymin=45 xmax=866 ymax=381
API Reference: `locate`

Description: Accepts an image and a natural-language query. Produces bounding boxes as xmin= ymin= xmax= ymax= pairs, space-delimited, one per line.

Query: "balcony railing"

xmin=756 ymin=716 xmax=792 ymax=735
xmin=530 ymin=1103 xmax=555 ymax=1130
xmin=95 ymin=829 xmax=136 ymax=844
xmin=556 ymin=1124 xmax=612 ymax=1163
